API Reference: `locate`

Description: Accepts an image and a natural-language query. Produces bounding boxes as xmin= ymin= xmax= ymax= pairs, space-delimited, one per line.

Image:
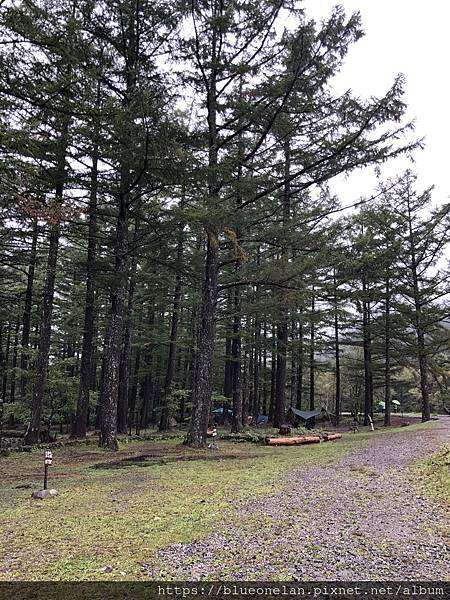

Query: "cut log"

xmin=322 ymin=433 xmax=342 ymax=442
xmin=265 ymin=435 xmax=321 ymax=446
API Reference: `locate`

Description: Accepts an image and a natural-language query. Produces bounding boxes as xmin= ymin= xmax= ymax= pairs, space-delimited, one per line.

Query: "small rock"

xmin=31 ymin=488 xmax=58 ymax=499
xmin=100 ymin=565 xmax=113 ymax=573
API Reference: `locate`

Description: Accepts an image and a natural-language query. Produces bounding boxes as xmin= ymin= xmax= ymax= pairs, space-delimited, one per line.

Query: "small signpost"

xmin=44 ymin=450 xmax=53 ymax=490
xmin=32 ymin=450 xmax=58 ymax=500
xmin=208 ymin=427 xmax=218 ymax=450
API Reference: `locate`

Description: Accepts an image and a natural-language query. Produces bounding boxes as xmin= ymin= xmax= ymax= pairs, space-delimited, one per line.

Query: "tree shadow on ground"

xmin=90 ymin=452 xmax=259 ymax=470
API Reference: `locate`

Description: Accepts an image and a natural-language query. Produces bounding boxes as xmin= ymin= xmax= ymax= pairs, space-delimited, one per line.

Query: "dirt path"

xmin=144 ymin=420 xmax=449 ymax=580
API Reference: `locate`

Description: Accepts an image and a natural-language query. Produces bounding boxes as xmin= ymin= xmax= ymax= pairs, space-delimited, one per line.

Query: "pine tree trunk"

xmin=140 ymin=373 xmax=153 ymax=428
xmin=20 ymin=219 xmax=38 ymax=400
xmin=0 ymin=327 xmax=5 ymax=403
xmin=223 ymin=287 xmax=233 ymax=419
xmin=0 ymin=326 xmax=4 ymax=446
xmin=362 ymin=272 xmax=373 ymax=426
xmin=333 ymin=271 xmax=341 ymax=424
xmin=247 ymin=337 xmax=254 ymax=418
xmin=24 ymin=127 xmax=67 ymax=445
xmin=309 ymin=293 xmax=315 ymax=412
xmin=128 ymin=343 xmax=141 ymax=429
xmin=384 ymin=275 xmax=391 ymax=426
xmin=66 ymin=338 xmax=75 ymax=378
xmin=99 ymin=196 xmax=128 ymax=450
xmin=242 ymin=342 xmax=249 ymax=427
xmin=417 ymin=330 xmax=430 ymax=422
xmin=117 ymin=264 xmax=136 ymax=434
xmin=24 ymin=220 xmax=60 ymax=444
xmin=406 ymin=195 xmax=430 ymax=422
xmin=99 ymin=5 xmax=142 ymax=447
xmin=274 ymin=322 xmax=287 ymax=427
xmin=159 ymin=222 xmax=184 ymax=431
xmin=231 ymin=285 xmax=243 ymax=433
xmin=296 ymin=315 xmax=303 ymax=410
xmin=223 ymin=327 xmax=232 ymax=424
xmin=253 ymin=318 xmax=260 ymax=423
xmin=269 ymin=325 xmax=276 ymax=422
xmin=274 ymin=141 xmax=291 ymax=427
xmin=72 ymin=141 xmax=98 ymax=438
xmin=185 ymin=231 xmax=219 ymax=446
xmin=184 ymin=21 xmax=220 ymax=447
xmin=1 ymin=323 xmax=11 ymax=403
xmin=9 ymin=315 xmax=20 ymax=404
xmin=223 ymin=334 xmax=233 ymax=399
xmin=262 ymin=322 xmax=268 ymax=415
xmin=290 ymin=319 xmax=297 ymax=408
xmin=118 ymin=214 xmax=140 ymax=435
xmin=184 ymin=306 xmax=198 ymax=390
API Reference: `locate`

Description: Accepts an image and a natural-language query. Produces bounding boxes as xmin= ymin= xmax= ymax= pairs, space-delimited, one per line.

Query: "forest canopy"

xmin=0 ymin=0 xmax=449 ymax=450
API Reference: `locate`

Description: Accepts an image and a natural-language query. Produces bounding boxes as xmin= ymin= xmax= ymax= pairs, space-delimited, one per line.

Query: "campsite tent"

xmin=211 ymin=407 xmax=233 ymax=423
xmin=376 ymin=400 xmax=401 ymax=411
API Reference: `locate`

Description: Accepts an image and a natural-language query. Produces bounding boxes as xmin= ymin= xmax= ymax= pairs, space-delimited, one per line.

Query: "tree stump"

xmin=349 ymin=421 xmax=359 ymax=433
xmin=278 ymin=424 xmax=291 ymax=435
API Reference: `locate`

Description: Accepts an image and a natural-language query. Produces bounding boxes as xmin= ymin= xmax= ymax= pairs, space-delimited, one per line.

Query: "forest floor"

xmin=0 ymin=419 xmax=448 ymax=581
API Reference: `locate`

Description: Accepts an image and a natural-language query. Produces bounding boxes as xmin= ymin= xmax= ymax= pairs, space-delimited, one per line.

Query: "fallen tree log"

xmin=322 ymin=433 xmax=342 ymax=442
xmin=265 ymin=435 xmax=321 ymax=446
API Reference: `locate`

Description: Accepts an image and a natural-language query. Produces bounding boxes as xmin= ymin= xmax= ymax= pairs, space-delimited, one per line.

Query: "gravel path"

xmin=144 ymin=420 xmax=449 ymax=580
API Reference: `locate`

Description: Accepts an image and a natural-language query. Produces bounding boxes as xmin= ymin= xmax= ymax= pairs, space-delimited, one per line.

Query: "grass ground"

xmin=0 ymin=421 xmax=444 ymax=581
xmin=415 ymin=443 xmax=450 ymax=503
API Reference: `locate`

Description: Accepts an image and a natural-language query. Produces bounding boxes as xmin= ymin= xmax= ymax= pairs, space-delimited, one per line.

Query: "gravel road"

xmin=144 ymin=420 xmax=449 ymax=580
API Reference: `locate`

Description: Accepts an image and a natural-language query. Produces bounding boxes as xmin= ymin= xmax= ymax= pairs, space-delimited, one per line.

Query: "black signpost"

xmin=32 ymin=450 xmax=57 ymax=499
xmin=43 ymin=451 xmax=53 ymax=490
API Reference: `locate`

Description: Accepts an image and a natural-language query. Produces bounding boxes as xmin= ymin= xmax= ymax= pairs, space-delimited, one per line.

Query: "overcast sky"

xmin=302 ymin=0 xmax=449 ymax=207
